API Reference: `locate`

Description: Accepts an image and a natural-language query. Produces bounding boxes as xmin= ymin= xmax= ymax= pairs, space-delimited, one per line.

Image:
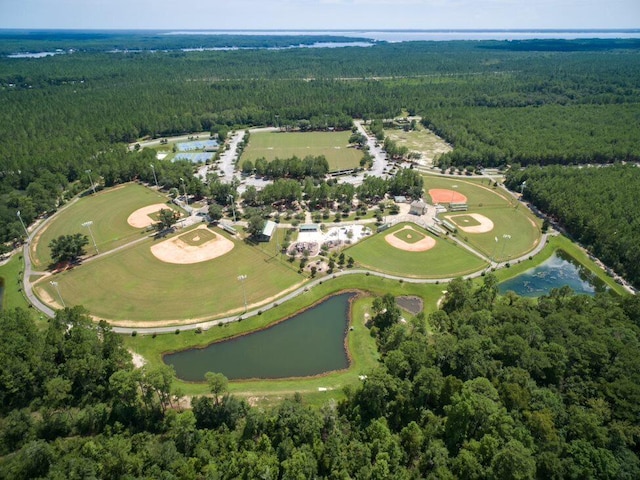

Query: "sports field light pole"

xmin=237 ymin=274 xmax=247 ymax=313
xmin=86 ymin=169 xmax=96 ymax=194
xmin=16 ymin=210 xmax=29 ymax=242
xmin=179 ymin=177 xmax=188 ymax=206
xmin=228 ymin=195 xmax=237 ymax=223
xmin=150 ymin=163 xmax=159 ymax=189
xmin=50 ymin=281 xmax=65 ymax=308
xmin=490 ymin=236 xmax=499 ymax=264
xmin=82 ymin=220 xmax=98 ymax=254
xmin=450 ymin=185 xmax=458 ymax=205
xmin=499 ymin=234 xmax=511 ymax=264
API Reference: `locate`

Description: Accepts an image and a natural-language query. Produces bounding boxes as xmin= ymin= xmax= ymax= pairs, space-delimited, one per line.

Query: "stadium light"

xmin=237 ymin=274 xmax=247 ymax=313
xmin=82 ymin=220 xmax=98 ymax=254
xmin=150 ymin=164 xmax=159 ymax=189
xmin=500 ymin=234 xmax=512 ymax=263
xmin=179 ymin=177 xmax=188 ymax=206
xmin=228 ymin=195 xmax=237 ymax=223
xmin=16 ymin=210 xmax=29 ymax=242
xmin=86 ymin=169 xmax=96 ymax=194
xmin=50 ymin=281 xmax=65 ymax=308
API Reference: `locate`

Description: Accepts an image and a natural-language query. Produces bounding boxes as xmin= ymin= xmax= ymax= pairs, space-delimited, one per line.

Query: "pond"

xmin=499 ymin=250 xmax=607 ymax=297
xmin=164 ymin=292 xmax=355 ymax=382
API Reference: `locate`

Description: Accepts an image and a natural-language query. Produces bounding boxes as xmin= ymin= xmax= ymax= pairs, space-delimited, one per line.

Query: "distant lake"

xmin=164 ymin=292 xmax=354 ymax=381
xmin=499 ymin=250 xmax=607 ymax=297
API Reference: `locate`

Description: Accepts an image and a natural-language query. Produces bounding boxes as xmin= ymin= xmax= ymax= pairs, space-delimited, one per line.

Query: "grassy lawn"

xmin=347 ymin=223 xmax=487 ymax=278
xmin=384 ymin=123 xmax=452 ymax=164
xmin=34 ymin=225 xmax=304 ymax=323
xmin=241 ymin=131 xmax=362 ymax=172
xmin=0 ymin=254 xmax=30 ymax=311
xmin=124 ymin=274 xmax=444 ymax=405
xmin=30 ymin=183 xmax=176 ymax=269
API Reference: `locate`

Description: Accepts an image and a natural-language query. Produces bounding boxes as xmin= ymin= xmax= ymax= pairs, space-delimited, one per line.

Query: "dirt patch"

xmin=127 ymin=203 xmax=168 ymax=228
xmin=428 ymin=189 xmax=468 ymax=204
xmin=129 ymin=350 xmax=147 ymax=368
xmin=150 ymin=225 xmax=234 ymax=264
xmin=385 ymin=226 xmax=436 ymax=252
xmin=447 ymin=213 xmax=494 ymax=233
xmin=396 ymin=295 xmax=424 ymax=315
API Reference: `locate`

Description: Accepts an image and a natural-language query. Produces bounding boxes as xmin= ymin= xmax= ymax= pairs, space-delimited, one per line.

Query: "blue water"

xmin=499 ymin=250 xmax=606 ymax=297
xmin=164 ymin=292 xmax=354 ymax=381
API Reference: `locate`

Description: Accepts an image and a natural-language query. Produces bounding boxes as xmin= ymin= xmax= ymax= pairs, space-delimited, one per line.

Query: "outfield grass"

xmin=30 ymin=183 xmax=175 ymax=269
xmin=347 ymin=223 xmax=487 ymax=278
xmin=124 ymin=274 xmax=444 ymax=405
xmin=241 ymin=131 xmax=362 ymax=172
xmin=35 ymin=225 xmax=304 ymax=322
xmin=423 ymin=175 xmax=541 ymax=261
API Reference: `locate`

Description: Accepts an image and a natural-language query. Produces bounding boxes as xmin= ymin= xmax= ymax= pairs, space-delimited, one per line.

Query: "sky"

xmin=1 ymin=0 xmax=638 ymax=30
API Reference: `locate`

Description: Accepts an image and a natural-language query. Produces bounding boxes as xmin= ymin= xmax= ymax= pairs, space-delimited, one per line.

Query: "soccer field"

xmin=241 ymin=131 xmax=362 ymax=172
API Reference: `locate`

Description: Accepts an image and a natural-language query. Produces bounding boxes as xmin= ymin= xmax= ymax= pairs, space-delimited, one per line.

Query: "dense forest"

xmin=1 ymin=37 xmax=640 ymax=246
xmin=2 ymin=278 xmax=640 ymax=478
xmin=505 ymin=164 xmax=640 ymax=289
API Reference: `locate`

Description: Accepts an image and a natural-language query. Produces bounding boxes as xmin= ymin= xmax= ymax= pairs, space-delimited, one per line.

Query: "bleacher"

xmin=442 ymin=220 xmax=457 ymax=232
xmin=220 ymin=223 xmax=237 ymax=235
xmin=426 ymin=224 xmax=445 ymax=237
xmin=449 ymin=203 xmax=468 ymax=212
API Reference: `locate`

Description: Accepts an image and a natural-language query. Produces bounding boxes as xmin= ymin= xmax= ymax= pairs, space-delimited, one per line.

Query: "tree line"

xmin=506 ymin=164 xmax=640 ymax=289
xmin=2 ymin=278 xmax=640 ymax=478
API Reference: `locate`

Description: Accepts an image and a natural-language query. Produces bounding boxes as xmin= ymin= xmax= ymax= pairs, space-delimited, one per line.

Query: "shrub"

xmin=131 ymin=331 xmax=137 ymax=337
xmin=175 ymin=329 xmax=180 ymax=335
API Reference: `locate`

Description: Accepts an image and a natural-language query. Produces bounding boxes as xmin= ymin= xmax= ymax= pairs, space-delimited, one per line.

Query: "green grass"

xmin=31 ymin=183 xmax=175 ymax=269
xmin=0 ymin=254 xmax=30 ymax=311
xmin=422 ymin=175 xmax=541 ymax=261
xmin=179 ymin=228 xmax=217 ymax=247
xmin=124 ymin=274 xmax=445 ymax=405
xmin=35 ymin=225 xmax=304 ymax=322
xmin=347 ymin=223 xmax=487 ymax=278
xmin=447 ymin=214 xmax=481 ymax=228
xmin=394 ymin=228 xmax=425 ymax=244
xmin=241 ymin=131 xmax=362 ymax=172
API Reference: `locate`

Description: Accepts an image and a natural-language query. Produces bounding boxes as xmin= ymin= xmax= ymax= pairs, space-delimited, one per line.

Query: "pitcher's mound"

xmin=385 ymin=226 xmax=436 ymax=252
xmin=151 ymin=225 xmax=234 ymax=264
xmin=128 ymin=204 xmax=168 ymax=228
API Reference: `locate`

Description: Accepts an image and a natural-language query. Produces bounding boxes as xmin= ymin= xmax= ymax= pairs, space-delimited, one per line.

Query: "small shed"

xmin=258 ymin=220 xmax=277 ymax=242
xmin=409 ymin=199 xmax=427 ymax=215
xmin=394 ymin=195 xmax=407 ymax=204
xmin=299 ymin=224 xmax=320 ymax=233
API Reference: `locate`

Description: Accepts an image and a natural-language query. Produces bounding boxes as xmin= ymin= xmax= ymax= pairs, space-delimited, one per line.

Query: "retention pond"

xmin=164 ymin=291 xmax=355 ymax=382
xmin=499 ymin=250 xmax=607 ymax=297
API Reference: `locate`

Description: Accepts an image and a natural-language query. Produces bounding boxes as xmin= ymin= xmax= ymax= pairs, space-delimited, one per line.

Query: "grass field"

xmin=124 ymin=274 xmax=445 ymax=405
xmin=180 ymin=228 xmax=216 ymax=247
xmin=384 ymin=123 xmax=452 ymax=165
xmin=0 ymin=254 xmax=30 ymax=311
xmin=394 ymin=228 xmax=425 ymax=244
xmin=35 ymin=225 xmax=304 ymax=323
xmin=241 ymin=131 xmax=362 ymax=172
xmin=423 ymin=175 xmax=541 ymax=261
xmin=448 ymin=214 xmax=481 ymax=228
xmin=347 ymin=223 xmax=487 ymax=278
xmin=30 ymin=183 xmax=176 ymax=269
